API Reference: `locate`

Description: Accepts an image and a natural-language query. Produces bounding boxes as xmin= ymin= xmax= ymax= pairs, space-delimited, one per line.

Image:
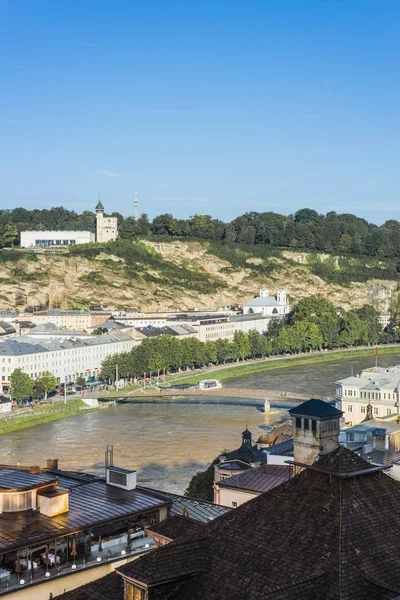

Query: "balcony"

xmin=0 ymin=530 xmax=154 ymax=596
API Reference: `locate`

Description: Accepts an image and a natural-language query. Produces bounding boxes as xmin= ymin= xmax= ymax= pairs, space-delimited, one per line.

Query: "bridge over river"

xmin=104 ymin=387 xmax=334 ymax=403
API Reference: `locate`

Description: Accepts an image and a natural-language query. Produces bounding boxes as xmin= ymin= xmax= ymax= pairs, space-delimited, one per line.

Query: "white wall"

xmin=20 ymin=231 xmax=94 ymax=247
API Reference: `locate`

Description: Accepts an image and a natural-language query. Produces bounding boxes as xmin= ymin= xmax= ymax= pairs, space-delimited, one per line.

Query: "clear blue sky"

xmin=1 ymin=0 xmax=399 ymax=223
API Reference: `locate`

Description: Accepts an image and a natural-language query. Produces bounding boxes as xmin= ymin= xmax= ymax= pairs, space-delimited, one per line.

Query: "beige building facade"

xmin=95 ymin=199 xmax=118 ymax=242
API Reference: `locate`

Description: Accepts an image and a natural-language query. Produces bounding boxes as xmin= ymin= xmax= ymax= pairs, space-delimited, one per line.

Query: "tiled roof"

xmin=147 ymin=515 xmax=204 ymax=541
xmin=224 ymin=443 xmax=267 ymax=464
xmin=118 ymin=446 xmax=400 ymax=600
xmin=54 ymin=572 xmax=123 ymax=600
xmin=289 ymin=399 xmax=343 ymax=418
xmin=147 ymin=490 xmax=230 ymax=523
xmin=217 ymin=465 xmax=290 ymax=493
xmin=265 ymin=439 xmax=294 ymax=456
xmin=367 ymin=448 xmax=400 ymax=467
xmin=216 ymin=460 xmax=252 ymax=471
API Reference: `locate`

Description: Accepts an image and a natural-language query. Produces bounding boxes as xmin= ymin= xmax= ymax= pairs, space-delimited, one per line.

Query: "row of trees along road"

xmin=101 ymin=297 xmax=385 ymax=382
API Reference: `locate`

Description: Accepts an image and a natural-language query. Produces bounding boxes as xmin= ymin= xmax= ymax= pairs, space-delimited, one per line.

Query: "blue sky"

xmin=0 ymin=0 xmax=399 ymax=223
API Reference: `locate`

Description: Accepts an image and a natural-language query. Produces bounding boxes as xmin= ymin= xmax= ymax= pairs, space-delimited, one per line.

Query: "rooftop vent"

xmin=106 ymin=466 xmax=137 ymax=491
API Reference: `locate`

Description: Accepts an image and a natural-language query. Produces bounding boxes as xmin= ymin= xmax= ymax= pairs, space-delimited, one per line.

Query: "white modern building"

xmin=19 ymin=200 xmax=118 ymax=248
xmin=243 ymin=289 xmax=290 ymax=318
xmin=0 ymin=332 xmax=137 ymax=391
xmin=336 ymin=365 xmax=400 ymax=426
xmin=20 ymin=230 xmax=94 ymax=248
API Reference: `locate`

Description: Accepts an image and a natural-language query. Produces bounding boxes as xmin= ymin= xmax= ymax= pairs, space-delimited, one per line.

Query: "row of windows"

xmin=343 ymin=388 xmax=396 ymax=401
xmin=347 ymin=405 xmax=392 ymax=416
xmin=295 ymin=417 xmax=317 ymax=434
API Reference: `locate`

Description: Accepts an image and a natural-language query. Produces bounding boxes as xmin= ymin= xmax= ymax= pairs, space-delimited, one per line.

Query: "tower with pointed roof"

xmin=95 ymin=197 xmax=118 ymax=242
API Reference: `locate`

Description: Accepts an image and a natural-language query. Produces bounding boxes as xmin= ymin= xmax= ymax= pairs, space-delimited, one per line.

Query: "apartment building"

xmin=0 ymin=332 xmax=137 ymax=391
xmin=26 ymin=310 xmax=93 ymax=330
xmin=336 ymin=365 xmax=400 ymax=425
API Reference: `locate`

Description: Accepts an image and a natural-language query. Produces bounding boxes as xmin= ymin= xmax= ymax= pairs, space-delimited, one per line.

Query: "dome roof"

xmin=257 ymin=433 xmax=270 ymax=444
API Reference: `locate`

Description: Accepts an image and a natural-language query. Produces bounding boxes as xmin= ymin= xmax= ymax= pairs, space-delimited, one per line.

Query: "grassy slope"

xmin=161 ymin=346 xmax=400 ymax=386
xmin=0 ymin=399 xmax=93 ymax=435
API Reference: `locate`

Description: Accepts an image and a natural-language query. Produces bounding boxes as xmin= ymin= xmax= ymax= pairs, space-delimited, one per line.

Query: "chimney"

xmin=289 ymin=400 xmax=343 ymax=465
xmin=47 ymin=458 xmax=59 ymax=470
xmin=30 ymin=465 xmax=40 ymax=474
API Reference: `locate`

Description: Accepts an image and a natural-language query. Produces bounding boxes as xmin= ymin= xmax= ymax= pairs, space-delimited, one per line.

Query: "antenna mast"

xmin=134 ymin=191 xmax=139 ymax=220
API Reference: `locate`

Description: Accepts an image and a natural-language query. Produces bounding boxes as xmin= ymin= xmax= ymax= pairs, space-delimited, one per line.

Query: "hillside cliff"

xmin=0 ymin=240 xmax=397 ymax=312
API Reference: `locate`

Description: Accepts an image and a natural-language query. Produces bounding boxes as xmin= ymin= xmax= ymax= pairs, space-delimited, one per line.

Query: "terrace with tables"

xmin=0 ymin=460 xmax=170 ymax=596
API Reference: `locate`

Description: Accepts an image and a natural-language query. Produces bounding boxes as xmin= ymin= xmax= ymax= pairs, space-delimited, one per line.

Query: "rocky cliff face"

xmin=0 ymin=241 xmax=397 ymax=312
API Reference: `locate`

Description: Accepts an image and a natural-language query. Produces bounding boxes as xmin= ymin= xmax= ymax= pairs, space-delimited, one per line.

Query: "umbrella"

xmin=15 ymin=556 xmax=21 ymax=576
xmin=44 ymin=545 xmax=50 ymax=569
xmin=98 ymin=536 xmax=103 ymax=553
xmin=15 ymin=556 xmax=22 ymax=583
xmin=71 ymin=539 xmax=77 ymax=558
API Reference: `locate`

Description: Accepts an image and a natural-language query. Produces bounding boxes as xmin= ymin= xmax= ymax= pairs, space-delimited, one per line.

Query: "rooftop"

xmin=264 ymin=438 xmax=294 ymax=456
xmin=217 ymin=464 xmax=290 ymax=494
xmin=0 ymin=470 xmax=56 ymax=491
xmin=148 ymin=490 xmax=230 ymax=523
xmin=0 ymin=468 xmax=170 ymax=553
xmin=0 ymin=331 xmax=134 ymax=356
xmin=289 ymin=399 xmax=343 ymax=418
xmin=244 ymin=296 xmax=282 ymax=307
xmin=116 ymin=446 xmax=400 ymax=600
xmin=146 ymin=515 xmax=204 ymax=541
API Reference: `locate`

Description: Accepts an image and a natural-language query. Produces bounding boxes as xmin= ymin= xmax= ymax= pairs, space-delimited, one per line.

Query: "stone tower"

xmin=95 ymin=198 xmax=118 ymax=243
xmin=289 ymin=399 xmax=343 ymax=465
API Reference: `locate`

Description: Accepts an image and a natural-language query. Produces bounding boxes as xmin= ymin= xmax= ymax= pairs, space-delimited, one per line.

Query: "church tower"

xmin=289 ymin=399 xmax=343 ymax=465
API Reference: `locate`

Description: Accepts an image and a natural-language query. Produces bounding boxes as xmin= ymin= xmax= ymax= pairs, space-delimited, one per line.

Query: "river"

xmin=2 ymin=352 xmax=400 ymax=494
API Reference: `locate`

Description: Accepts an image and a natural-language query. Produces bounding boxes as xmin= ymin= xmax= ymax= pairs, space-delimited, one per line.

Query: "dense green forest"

xmin=100 ymin=297 xmax=390 ymax=382
xmin=2 ymin=205 xmax=400 ymax=260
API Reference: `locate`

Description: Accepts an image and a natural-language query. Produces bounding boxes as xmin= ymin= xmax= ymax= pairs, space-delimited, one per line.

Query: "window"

xmin=361 ymin=406 xmax=366 ymax=414
xmin=348 ymin=405 xmax=353 ymax=413
xmin=2 ymin=491 xmax=33 ymax=512
xmin=348 ymin=433 xmax=354 ymax=441
xmin=295 ymin=417 xmax=301 ymax=429
xmin=311 ymin=420 xmax=317 ymax=434
xmin=304 ymin=419 xmax=309 ymax=431
xmin=231 ymin=501 xmax=238 ymax=507
xmin=387 ymin=409 xmax=392 ymax=416
xmin=126 ymin=584 xmax=143 ymax=600
xmin=374 ymin=408 xmax=378 ymax=415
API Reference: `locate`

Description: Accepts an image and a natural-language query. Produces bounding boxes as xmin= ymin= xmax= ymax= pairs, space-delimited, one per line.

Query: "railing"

xmin=0 ymin=534 xmax=154 ymax=596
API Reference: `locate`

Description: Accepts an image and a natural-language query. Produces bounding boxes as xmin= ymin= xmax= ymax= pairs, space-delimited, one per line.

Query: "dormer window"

xmin=2 ymin=491 xmax=33 ymax=512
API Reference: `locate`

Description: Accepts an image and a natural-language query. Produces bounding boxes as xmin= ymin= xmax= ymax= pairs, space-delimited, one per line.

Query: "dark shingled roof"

xmin=217 ymin=464 xmax=290 ymax=494
xmin=289 ymin=399 xmax=343 ymax=418
xmin=223 ymin=442 xmax=267 ymax=464
xmin=117 ymin=446 xmax=400 ymax=600
xmin=146 ymin=515 xmax=204 ymax=541
xmin=53 ymin=571 xmax=123 ymax=600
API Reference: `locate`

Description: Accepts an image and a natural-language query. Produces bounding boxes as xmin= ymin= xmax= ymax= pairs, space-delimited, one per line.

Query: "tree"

xmin=10 ymin=368 xmax=34 ymax=404
xmin=36 ymin=371 xmax=58 ymax=400
xmin=184 ymin=457 xmax=219 ymax=501
xmin=76 ymin=376 xmax=86 ymax=387
xmin=0 ymin=223 xmax=18 ymax=247
xmin=32 ymin=379 xmax=45 ymax=401
xmin=233 ymin=331 xmax=251 ymax=361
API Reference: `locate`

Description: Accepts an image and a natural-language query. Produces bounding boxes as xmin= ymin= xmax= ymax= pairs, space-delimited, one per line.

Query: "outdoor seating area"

xmin=0 ymin=528 xmax=154 ymax=594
